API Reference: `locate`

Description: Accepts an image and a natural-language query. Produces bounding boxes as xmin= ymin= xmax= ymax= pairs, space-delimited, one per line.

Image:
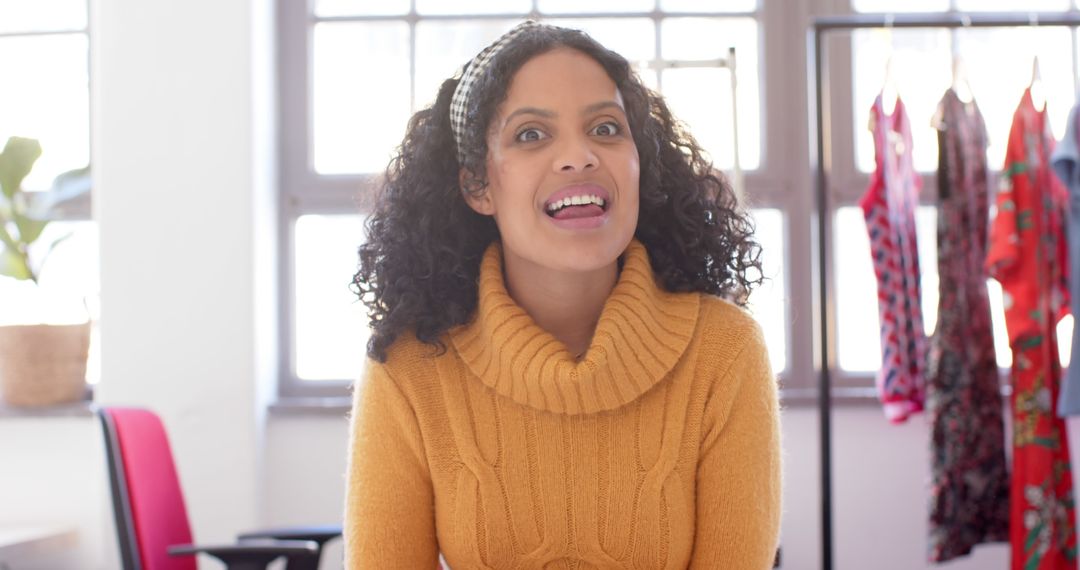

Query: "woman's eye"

xmin=515 ymin=128 xmax=547 ymax=143
xmin=591 ymin=121 xmax=621 ymax=137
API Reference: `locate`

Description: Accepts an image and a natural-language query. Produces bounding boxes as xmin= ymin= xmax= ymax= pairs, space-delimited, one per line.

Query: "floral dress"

xmin=986 ymin=87 xmax=1077 ymax=570
xmin=861 ymin=94 xmax=929 ymax=423
xmin=926 ymin=88 xmax=1010 ymax=562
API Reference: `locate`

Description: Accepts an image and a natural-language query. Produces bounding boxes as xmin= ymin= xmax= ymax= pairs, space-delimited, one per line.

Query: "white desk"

xmin=0 ymin=525 xmax=77 ymax=563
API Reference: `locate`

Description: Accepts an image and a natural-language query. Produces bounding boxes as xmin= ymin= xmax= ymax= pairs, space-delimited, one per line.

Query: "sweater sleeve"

xmin=689 ymin=322 xmax=782 ymax=570
xmin=344 ymin=359 xmax=440 ymax=569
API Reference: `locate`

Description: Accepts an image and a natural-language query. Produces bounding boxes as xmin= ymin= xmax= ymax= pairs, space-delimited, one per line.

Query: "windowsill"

xmin=0 ymin=400 xmax=95 ymax=418
xmin=780 ymin=386 xmax=881 ymax=407
xmin=266 ymin=388 xmax=887 ymax=415
xmin=268 ymin=397 xmax=352 ymax=416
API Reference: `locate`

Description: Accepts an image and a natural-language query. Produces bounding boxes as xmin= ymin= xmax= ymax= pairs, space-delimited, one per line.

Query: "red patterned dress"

xmin=861 ymin=94 xmax=928 ymax=423
xmin=986 ymin=87 xmax=1077 ymax=570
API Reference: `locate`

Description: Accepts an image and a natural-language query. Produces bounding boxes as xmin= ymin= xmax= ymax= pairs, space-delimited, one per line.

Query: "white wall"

xmin=0 ymin=413 xmax=119 ymax=569
xmin=92 ymin=0 xmax=278 ymax=553
xmin=263 ymin=415 xmax=350 ymax=569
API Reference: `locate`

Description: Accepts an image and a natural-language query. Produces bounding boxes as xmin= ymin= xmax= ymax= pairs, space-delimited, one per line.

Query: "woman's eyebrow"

xmin=502 ymin=107 xmax=554 ymax=130
xmin=501 ymin=100 xmax=625 ymax=130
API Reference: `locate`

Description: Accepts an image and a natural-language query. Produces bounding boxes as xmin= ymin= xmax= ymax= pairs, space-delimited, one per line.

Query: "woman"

xmin=346 ymin=20 xmax=781 ymax=569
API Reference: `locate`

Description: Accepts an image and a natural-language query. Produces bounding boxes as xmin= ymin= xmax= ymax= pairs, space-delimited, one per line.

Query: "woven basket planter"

xmin=0 ymin=322 xmax=90 ymax=407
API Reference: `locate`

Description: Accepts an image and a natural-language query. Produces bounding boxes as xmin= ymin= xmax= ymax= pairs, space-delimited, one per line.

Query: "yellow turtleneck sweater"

xmin=344 ymin=239 xmax=782 ymax=569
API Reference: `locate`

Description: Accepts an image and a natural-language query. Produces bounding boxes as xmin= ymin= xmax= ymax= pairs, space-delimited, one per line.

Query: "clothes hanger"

xmin=880 ymin=14 xmax=899 ymax=116
xmin=952 ymin=56 xmax=974 ymax=104
xmin=952 ymin=15 xmax=974 ymax=105
xmin=1029 ymin=13 xmax=1046 ymax=112
xmin=881 ymin=54 xmax=899 ymax=116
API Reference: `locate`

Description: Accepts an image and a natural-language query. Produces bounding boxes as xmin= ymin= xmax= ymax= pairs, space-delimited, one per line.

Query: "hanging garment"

xmin=1050 ymin=100 xmax=1080 ymax=417
xmin=986 ymin=87 xmax=1077 ymax=570
xmin=926 ymin=89 xmax=1010 ymax=563
xmin=861 ymin=94 xmax=928 ymax=423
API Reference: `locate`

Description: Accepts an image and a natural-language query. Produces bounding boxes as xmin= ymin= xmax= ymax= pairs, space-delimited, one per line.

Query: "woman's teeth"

xmin=545 ymin=194 xmax=606 ymax=213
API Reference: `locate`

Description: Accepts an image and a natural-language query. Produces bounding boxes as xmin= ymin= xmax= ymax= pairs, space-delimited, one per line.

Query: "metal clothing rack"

xmin=808 ymin=12 xmax=1080 ymax=570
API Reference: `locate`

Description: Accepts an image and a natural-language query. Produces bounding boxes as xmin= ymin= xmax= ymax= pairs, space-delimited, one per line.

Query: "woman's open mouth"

xmin=542 ymin=185 xmax=611 ymax=230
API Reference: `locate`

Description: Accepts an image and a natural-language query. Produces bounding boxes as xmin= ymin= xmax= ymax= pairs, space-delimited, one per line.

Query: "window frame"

xmin=276 ymin=0 xmax=813 ymax=400
xmin=0 ymin=2 xmax=93 ymax=223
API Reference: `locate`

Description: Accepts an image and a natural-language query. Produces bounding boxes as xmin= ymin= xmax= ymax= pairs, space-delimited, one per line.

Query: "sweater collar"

xmin=449 ymin=239 xmax=700 ymax=415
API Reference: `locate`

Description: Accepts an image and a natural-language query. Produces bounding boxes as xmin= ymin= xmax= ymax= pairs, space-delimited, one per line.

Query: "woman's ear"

xmin=460 ymin=169 xmax=495 ymax=216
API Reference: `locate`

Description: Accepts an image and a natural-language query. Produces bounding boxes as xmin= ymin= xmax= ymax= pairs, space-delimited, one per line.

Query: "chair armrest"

xmin=168 ymin=539 xmax=319 ymax=569
xmin=237 ymin=524 xmax=342 ymax=546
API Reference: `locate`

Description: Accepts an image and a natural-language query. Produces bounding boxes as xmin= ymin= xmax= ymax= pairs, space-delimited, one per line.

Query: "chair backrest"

xmin=99 ymin=407 xmax=196 ymax=570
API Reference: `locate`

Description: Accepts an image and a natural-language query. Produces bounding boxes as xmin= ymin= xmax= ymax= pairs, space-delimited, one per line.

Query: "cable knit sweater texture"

xmin=344 ymin=239 xmax=782 ymax=569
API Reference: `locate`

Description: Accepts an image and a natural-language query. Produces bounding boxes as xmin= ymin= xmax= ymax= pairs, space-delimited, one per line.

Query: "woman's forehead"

xmin=499 ymin=48 xmax=623 ymax=117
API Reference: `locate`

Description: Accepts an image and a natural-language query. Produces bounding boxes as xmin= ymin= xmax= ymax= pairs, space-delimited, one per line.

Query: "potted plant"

xmin=0 ymin=136 xmax=90 ymax=407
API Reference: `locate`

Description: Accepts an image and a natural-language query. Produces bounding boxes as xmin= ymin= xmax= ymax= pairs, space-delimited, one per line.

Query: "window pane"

xmin=832 ymin=205 xmax=1063 ymax=372
xmin=0 ymin=0 xmax=87 ymax=34
xmin=656 ymin=17 xmax=760 ymax=171
xmin=835 ymin=206 xmax=936 ymax=371
xmin=1060 ymin=315 xmax=1073 ymax=368
xmin=985 ymin=280 xmax=1072 ymax=369
xmin=956 ymin=0 xmax=1068 ymax=9
xmin=746 ymin=208 xmax=787 ymax=373
xmin=852 ymin=29 xmax=950 ymax=173
xmin=294 ymin=215 xmax=369 ymax=381
xmin=416 ymin=0 xmax=530 ymax=15
xmin=851 ymin=0 xmax=948 ymax=11
xmin=313 ymin=22 xmax=411 ymax=175
xmin=544 ymin=18 xmax=656 ymax=65
xmin=956 ymin=27 xmax=1073 ymax=167
xmin=660 ymin=18 xmax=760 ymax=171
xmin=0 ymin=221 xmax=99 ymax=384
xmin=917 ymin=208 xmax=938 ymax=336
xmin=314 ymin=0 xmax=409 ymax=17
xmin=539 ymin=0 xmax=654 ymax=13
xmin=661 ymin=17 xmax=755 ymax=61
xmin=0 ymin=34 xmax=90 ymax=192
xmin=986 ymin=279 xmax=1012 ymax=369
xmin=414 ymin=20 xmax=521 ymax=110
xmin=660 ymin=0 xmax=757 ymax=12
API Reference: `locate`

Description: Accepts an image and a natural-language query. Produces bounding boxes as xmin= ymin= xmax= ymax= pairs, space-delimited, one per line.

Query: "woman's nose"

xmin=553 ymin=135 xmax=598 ymax=173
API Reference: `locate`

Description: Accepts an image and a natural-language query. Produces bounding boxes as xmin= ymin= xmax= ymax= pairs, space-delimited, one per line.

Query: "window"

xmin=0 ymin=1 xmax=90 ymax=193
xmin=292 ymin=214 xmax=368 ymax=382
xmin=747 ymin=208 xmax=788 ymax=374
xmin=0 ymin=0 xmax=97 ymax=385
xmin=835 ymin=0 xmax=1080 ymax=381
xmin=279 ymin=0 xmax=786 ymax=397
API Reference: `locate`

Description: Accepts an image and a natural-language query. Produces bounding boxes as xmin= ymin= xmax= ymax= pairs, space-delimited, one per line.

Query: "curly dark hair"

xmin=352 ymin=23 xmax=764 ymax=363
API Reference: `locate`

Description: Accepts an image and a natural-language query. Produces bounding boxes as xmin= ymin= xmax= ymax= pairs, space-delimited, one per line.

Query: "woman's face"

xmin=466 ymin=47 xmax=640 ymax=274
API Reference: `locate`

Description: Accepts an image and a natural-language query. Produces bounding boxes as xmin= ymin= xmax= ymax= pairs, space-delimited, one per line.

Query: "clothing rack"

xmin=808 ymin=12 xmax=1080 ymax=570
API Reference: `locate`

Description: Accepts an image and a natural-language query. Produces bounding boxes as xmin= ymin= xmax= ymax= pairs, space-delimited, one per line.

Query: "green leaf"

xmin=15 ymin=216 xmax=47 ymax=244
xmin=0 ymin=248 xmax=32 ymax=281
xmin=13 ymin=212 xmax=47 ymax=245
xmin=1020 ymin=335 xmax=1045 ymax=350
xmin=0 ymin=137 xmax=42 ymax=201
xmin=1034 ymin=436 xmax=1059 ymax=449
xmin=1024 ymin=521 xmax=1044 ymax=553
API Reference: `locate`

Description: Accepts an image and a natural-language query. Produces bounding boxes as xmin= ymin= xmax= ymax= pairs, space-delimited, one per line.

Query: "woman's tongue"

xmin=551 ymin=204 xmax=604 ymax=220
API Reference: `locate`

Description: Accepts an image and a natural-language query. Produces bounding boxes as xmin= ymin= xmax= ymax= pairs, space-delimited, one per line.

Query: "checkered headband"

xmin=450 ymin=20 xmax=542 ymax=164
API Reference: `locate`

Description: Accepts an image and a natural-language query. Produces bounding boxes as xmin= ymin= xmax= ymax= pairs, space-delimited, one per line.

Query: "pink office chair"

xmin=99 ymin=407 xmax=340 ymax=570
